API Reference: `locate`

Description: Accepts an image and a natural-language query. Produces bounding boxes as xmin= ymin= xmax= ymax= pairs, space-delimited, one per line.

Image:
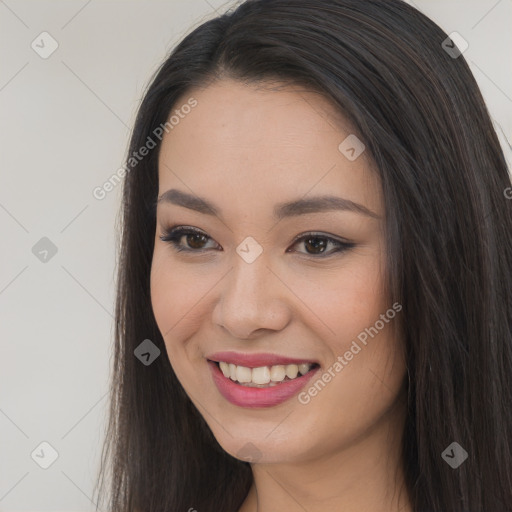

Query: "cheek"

xmin=150 ymin=259 xmax=200 ymax=389
xmin=150 ymin=248 xmax=207 ymax=331
xmin=150 ymin=251 xmax=198 ymax=354
xmin=294 ymin=249 xmax=389 ymax=348
xmin=292 ymin=251 xmax=404 ymax=425
xmin=149 ymin=251 xmax=235 ymax=417
xmin=150 ymin=256 xmax=179 ymax=337
xmin=295 ymin=272 xmax=405 ymax=458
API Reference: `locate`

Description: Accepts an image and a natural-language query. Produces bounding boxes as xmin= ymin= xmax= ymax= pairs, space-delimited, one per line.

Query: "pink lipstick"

xmin=207 ymin=352 xmax=320 ymax=408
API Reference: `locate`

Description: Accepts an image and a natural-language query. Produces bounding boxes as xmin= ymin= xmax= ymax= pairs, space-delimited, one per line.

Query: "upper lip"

xmin=207 ymin=351 xmax=319 ymax=368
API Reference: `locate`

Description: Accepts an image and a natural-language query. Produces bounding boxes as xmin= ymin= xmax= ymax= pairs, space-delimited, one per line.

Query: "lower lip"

xmin=208 ymin=360 xmax=320 ymax=408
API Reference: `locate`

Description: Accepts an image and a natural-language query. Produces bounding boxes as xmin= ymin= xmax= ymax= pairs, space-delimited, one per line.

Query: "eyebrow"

xmin=156 ymin=188 xmax=380 ymax=219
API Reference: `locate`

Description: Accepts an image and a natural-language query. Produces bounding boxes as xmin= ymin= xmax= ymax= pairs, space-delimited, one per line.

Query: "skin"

xmin=150 ymin=78 xmax=411 ymax=512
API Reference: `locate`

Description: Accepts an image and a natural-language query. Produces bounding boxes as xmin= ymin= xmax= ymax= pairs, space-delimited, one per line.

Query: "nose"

xmin=211 ymin=253 xmax=291 ymax=339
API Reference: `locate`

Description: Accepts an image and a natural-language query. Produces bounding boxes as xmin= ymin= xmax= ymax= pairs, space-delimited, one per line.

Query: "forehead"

xmin=157 ymin=79 xmax=382 ymax=220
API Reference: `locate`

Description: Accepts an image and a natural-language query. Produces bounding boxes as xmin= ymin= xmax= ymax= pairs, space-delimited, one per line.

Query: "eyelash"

xmin=158 ymin=225 xmax=355 ymax=258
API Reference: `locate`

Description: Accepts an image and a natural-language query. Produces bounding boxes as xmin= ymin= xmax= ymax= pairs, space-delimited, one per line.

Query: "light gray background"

xmin=1 ymin=1 xmax=511 ymax=510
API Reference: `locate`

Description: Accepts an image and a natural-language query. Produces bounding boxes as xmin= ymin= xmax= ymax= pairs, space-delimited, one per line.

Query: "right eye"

xmin=159 ymin=226 xmax=221 ymax=253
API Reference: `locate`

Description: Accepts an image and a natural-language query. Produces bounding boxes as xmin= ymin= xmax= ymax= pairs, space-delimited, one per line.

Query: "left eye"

xmin=159 ymin=226 xmax=354 ymax=257
xmin=289 ymin=233 xmax=354 ymax=256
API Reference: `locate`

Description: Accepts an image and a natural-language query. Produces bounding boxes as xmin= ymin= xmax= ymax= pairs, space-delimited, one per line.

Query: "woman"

xmin=95 ymin=1 xmax=512 ymax=510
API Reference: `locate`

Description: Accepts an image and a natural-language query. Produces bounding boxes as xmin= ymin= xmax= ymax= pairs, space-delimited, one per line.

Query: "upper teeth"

xmin=218 ymin=361 xmax=314 ymax=385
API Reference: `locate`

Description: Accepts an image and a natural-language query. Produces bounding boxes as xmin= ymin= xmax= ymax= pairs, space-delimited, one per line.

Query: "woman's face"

xmin=150 ymin=79 xmax=407 ymax=464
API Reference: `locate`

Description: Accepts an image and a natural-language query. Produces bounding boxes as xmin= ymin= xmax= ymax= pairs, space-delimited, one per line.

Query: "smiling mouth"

xmin=210 ymin=360 xmax=320 ymax=388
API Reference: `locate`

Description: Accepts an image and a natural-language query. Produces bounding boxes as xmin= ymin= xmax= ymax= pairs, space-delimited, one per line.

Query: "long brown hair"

xmin=94 ymin=1 xmax=512 ymax=510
